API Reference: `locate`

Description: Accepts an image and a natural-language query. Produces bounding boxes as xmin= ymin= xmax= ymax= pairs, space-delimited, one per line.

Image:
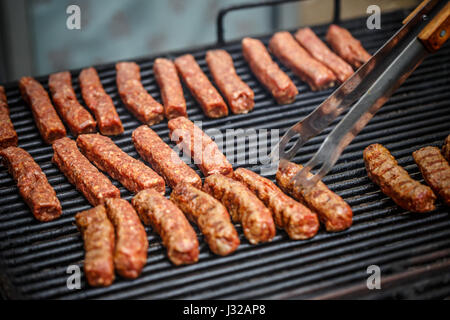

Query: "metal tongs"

xmin=270 ymin=0 xmax=450 ymax=189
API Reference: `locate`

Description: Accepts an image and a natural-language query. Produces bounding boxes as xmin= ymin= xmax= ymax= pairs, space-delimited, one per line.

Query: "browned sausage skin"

xmin=79 ymin=67 xmax=124 ymax=136
xmin=116 ymin=62 xmax=164 ymax=125
xmin=269 ymin=31 xmax=336 ymax=91
xmin=52 ymin=137 xmax=120 ymax=206
xmin=75 ymin=205 xmax=115 ymax=287
xmin=48 ymin=71 xmax=97 ymax=136
xmin=206 ymin=49 xmax=254 ymax=114
xmin=168 ymin=117 xmax=233 ymax=177
xmin=132 ymin=189 xmax=199 ymax=266
xmin=175 ymin=54 xmax=229 ymax=118
xmin=242 ymin=37 xmax=298 ymax=105
xmin=413 ymin=146 xmax=450 ymax=206
xmin=0 ymin=86 xmax=18 ymax=149
xmin=234 ymin=168 xmax=319 ymax=240
xmin=19 ymin=77 xmax=66 ymax=144
xmin=443 ymin=135 xmax=450 ymax=162
xmin=294 ymin=28 xmax=354 ymax=83
xmin=1 ymin=146 xmax=62 ymax=222
xmin=203 ymin=173 xmax=276 ymax=244
xmin=171 ymin=183 xmax=240 ymax=256
xmin=77 ymin=134 xmax=165 ymax=194
xmin=276 ymin=161 xmax=353 ymax=232
xmin=326 ymin=24 xmax=372 ymax=69
xmin=105 ymin=198 xmax=148 ymax=279
xmin=363 ymin=144 xmax=436 ymax=212
xmin=153 ymin=58 xmax=187 ymax=120
xmin=132 ymin=125 xmax=202 ymax=189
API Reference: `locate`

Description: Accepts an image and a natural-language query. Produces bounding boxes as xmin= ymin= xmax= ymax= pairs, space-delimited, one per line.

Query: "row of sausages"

xmin=18 ymin=69 xmax=123 ymax=144
xmin=121 ymin=24 xmax=371 ymax=119
xmin=363 ymin=140 xmax=450 ymax=212
xmin=0 ymin=25 xmax=371 ymax=149
xmin=244 ymin=24 xmax=371 ymax=104
xmin=0 ymin=115 xmax=354 ymax=286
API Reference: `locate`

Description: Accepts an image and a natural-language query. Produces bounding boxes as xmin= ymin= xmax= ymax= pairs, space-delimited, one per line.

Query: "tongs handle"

xmin=418 ymin=1 xmax=449 ymax=52
xmin=404 ymin=0 xmax=450 ymax=52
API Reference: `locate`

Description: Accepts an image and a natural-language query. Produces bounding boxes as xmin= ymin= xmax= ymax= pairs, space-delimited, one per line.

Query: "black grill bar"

xmin=0 ymin=10 xmax=449 ymax=300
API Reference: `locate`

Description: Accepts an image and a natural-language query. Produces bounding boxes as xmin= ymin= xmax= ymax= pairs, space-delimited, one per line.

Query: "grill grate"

xmin=1 ymin=10 xmax=450 ymax=300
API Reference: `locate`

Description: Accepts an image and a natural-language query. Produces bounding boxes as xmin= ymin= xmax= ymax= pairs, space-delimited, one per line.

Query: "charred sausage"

xmin=234 ymin=168 xmax=319 ymax=240
xmin=75 ymin=205 xmax=115 ymax=287
xmin=171 ymin=183 xmax=240 ymax=255
xmin=105 ymin=198 xmax=148 ymax=279
xmin=132 ymin=189 xmax=199 ymax=266
xmin=276 ymin=161 xmax=353 ymax=232
xmin=413 ymin=146 xmax=450 ymax=206
xmin=363 ymin=144 xmax=436 ymax=212
xmin=442 ymin=134 xmax=450 ymax=162
xmin=203 ymin=173 xmax=276 ymax=244
xmin=1 ymin=146 xmax=62 ymax=222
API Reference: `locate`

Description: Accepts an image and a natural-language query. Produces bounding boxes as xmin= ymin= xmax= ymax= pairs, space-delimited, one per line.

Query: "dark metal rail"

xmin=216 ymin=0 xmax=341 ymax=44
xmin=0 ymin=9 xmax=449 ymax=299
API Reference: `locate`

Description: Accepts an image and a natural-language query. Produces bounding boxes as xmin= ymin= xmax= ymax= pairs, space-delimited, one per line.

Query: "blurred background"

xmin=0 ymin=0 xmax=418 ymax=83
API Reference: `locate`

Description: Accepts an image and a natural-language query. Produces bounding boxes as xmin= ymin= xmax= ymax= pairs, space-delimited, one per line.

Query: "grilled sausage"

xmin=0 ymin=86 xmax=18 ymax=149
xmin=443 ymin=134 xmax=450 ymax=162
xmin=276 ymin=161 xmax=353 ymax=232
xmin=206 ymin=49 xmax=255 ymax=114
xmin=174 ymin=54 xmax=229 ymax=118
xmin=203 ymin=173 xmax=276 ymax=244
xmin=48 ymin=71 xmax=97 ymax=136
xmin=52 ymin=137 xmax=120 ymax=206
xmin=326 ymin=25 xmax=372 ymax=69
xmin=363 ymin=144 xmax=436 ymax=212
xmin=132 ymin=125 xmax=201 ymax=189
xmin=77 ymin=134 xmax=165 ymax=194
xmin=168 ymin=117 xmax=233 ymax=177
xmin=294 ymin=27 xmax=354 ymax=83
xmin=75 ymin=205 xmax=115 ymax=287
xmin=132 ymin=189 xmax=199 ymax=266
xmin=234 ymin=168 xmax=319 ymax=240
xmin=269 ymin=31 xmax=336 ymax=91
xmin=171 ymin=183 xmax=240 ymax=255
xmin=242 ymin=37 xmax=298 ymax=104
xmin=105 ymin=198 xmax=148 ymax=279
xmin=413 ymin=146 xmax=450 ymax=206
xmin=19 ymin=77 xmax=66 ymax=144
xmin=79 ymin=67 xmax=124 ymax=136
xmin=153 ymin=58 xmax=187 ymax=119
xmin=0 ymin=147 xmax=62 ymax=222
xmin=116 ymin=62 xmax=164 ymax=125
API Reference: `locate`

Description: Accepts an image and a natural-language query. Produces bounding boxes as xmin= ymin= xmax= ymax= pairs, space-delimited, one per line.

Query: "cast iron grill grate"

xmin=0 ymin=10 xmax=449 ymax=299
